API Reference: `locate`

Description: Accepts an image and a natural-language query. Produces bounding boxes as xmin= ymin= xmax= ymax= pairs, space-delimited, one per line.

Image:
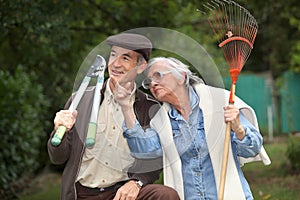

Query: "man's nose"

xmin=111 ymin=56 xmax=122 ymax=67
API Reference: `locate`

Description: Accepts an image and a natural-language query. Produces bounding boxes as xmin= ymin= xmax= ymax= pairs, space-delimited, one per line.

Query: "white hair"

xmin=145 ymin=57 xmax=204 ymax=87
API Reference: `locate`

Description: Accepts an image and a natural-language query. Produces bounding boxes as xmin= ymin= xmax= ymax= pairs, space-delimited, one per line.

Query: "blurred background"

xmin=0 ymin=0 xmax=299 ymax=199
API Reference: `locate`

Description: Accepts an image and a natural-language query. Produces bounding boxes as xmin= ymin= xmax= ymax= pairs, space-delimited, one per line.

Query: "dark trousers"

xmin=76 ymin=182 xmax=180 ymax=200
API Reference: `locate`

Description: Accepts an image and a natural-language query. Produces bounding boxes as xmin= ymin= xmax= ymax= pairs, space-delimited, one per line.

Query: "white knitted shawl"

xmin=150 ymin=83 xmax=271 ymax=200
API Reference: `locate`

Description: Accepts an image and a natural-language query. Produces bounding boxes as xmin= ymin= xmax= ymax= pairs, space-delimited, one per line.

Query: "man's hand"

xmin=112 ymin=78 xmax=136 ymax=129
xmin=113 ymin=180 xmax=141 ymax=200
xmin=224 ymin=105 xmax=245 ymax=140
xmin=54 ymin=110 xmax=77 ymax=131
xmin=112 ymin=78 xmax=133 ymax=108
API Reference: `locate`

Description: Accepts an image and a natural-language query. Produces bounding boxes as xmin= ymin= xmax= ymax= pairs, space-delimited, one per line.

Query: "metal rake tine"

xmin=248 ymin=16 xmax=258 ymax=44
xmin=211 ymin=0 xmax=220 ymax=7
xmin=225 ymin=1 xmax=235 ymax=38
xmin=211 ymin=0 xmax=226 ymax=42
xmin=214 ymin=0 xmax=230 ymax=39
xmin=215 ymin=0 xmax=231 ymax=42
xmin=203 ymin=2 xmax=223 ymax=42
xmin=217 ymin=0 xmax=231 ymax=38
xmin=241 ymin=6 xmax=253 ymax=39
xmin=196 ymin=8 xmax=207 ymax=15
xmin=203 ymin=2 xmax=216 ymax=11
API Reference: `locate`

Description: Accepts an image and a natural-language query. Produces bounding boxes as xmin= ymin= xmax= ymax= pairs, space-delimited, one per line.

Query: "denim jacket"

xmin=123 ymin=86 xmax=263 ymax=200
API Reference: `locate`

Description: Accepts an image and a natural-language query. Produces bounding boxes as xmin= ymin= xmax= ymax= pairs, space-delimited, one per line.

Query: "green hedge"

xmin=0 ymin=66 xmax=49 ymax=199
xmin=286 ymin=135 xmax=300 ymax=173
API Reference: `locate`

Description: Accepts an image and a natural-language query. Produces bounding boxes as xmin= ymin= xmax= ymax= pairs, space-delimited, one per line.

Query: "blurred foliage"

xmin=1 ymin=0 xmax=299 ymax=117
xmin=286 ymin=135 xmax=300 ymax=173
xmin=243 ymin=0 xmax=300 ymax=77
xmin=0 ymin=0 xmax=299 ymax=197
xmin=0 ymin=67 xmax=49 ymax=199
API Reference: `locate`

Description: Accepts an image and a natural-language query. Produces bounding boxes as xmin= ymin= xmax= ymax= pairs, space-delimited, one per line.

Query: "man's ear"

xmin=136 ymin=61 xmax=147 ymax=74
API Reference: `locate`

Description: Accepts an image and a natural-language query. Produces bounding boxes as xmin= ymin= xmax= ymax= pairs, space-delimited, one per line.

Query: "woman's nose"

xmin=150 ymin=81 xmax=158 ymax=88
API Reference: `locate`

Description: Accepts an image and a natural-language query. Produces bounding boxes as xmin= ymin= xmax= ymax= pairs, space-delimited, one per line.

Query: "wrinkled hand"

xmin=224 ymin=105 xmax=245 ymax=140
xmin=113 ymin=180 xmax=141 ymax=200
xmin=224 ymin=105 xmax=240 ymax=130
xmin=111 ymin=76 xmax=133 ymax=108
xmin=54 ymin=110 xmax=77 ymax=131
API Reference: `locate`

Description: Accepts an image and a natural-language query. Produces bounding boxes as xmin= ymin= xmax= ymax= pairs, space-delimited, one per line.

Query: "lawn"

xmin=243 ymin=137 xmax=300 ymax=200
xmin=18 ymin=137 xmax=300 ymax=200
xmin=18 ymin=171 xmax=61 ymax=200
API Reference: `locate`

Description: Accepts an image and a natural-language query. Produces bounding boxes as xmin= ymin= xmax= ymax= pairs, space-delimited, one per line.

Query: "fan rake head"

xmin=201 ymin=0 xmax=258 ymax=83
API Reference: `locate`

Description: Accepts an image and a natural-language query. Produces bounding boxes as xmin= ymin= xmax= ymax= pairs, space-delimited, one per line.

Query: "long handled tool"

xmin=85 ymin=57 xmax=106 ymax=148
xmin=201 ymin=1 xmax=258 ymax=199
xmin=51 ymin=55 xmax=106 ymax=146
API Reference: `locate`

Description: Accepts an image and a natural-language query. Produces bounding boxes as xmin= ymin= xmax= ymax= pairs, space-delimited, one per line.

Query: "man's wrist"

xmin=121 ymin=105 xmax=134 ymax=113
xmin=135 ymin=180 xmax=143 ymax=189
xmin=128 ymin=179 xmax=143 ymax=189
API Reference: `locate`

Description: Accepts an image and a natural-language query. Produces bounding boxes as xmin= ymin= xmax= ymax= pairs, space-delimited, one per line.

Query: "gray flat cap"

xmin=106 ymin=33 xmax=152 ymax=61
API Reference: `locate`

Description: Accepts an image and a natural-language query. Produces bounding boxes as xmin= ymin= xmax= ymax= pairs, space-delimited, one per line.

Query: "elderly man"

xmin=48 ymin=33 xmax=180 ymax=200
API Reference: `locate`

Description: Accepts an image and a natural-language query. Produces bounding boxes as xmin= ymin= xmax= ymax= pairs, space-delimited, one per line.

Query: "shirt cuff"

xmin=123 ymin=119 xmax=141 ymax=137
xmin=232 ymin=126 xmax=253 ymax=147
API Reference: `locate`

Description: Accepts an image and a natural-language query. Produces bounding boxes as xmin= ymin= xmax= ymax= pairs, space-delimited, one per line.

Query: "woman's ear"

xmin=178 ymin=72 xmax=186 ymax=85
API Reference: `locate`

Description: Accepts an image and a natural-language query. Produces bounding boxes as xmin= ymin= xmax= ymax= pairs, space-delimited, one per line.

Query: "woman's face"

xmin=147 ymin=61 xmax=182 ymax=103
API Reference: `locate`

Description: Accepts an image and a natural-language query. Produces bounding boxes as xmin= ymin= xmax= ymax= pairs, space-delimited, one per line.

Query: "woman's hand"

xmin=224 ymin=105 xmax=245 ymax=140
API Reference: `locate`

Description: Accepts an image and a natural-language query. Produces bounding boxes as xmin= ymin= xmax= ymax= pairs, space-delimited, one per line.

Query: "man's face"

xmin=108 ymin=46 xmax=139 ymax=82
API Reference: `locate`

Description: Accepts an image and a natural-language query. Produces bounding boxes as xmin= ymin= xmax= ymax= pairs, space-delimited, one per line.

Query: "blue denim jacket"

xmin=123 ymin=88 xmax=262 ymax=200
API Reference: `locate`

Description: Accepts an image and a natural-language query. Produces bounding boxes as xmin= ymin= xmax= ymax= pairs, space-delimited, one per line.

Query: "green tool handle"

xmin=51 ymin=125 xmax=67 ymax=146
xmin=85 ymin=122 xmax=97 ymax=148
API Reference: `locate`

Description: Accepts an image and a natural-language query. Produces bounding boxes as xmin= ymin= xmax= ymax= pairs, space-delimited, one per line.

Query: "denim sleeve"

xmin=231 ymin=113 xmax=263 ymax=158
xmin=122 ymin=120 xmax=163 ymax=159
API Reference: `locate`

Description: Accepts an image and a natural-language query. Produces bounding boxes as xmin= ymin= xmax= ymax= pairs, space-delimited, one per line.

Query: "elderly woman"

xmin=113 ymin=57 xmax=270 ymax=200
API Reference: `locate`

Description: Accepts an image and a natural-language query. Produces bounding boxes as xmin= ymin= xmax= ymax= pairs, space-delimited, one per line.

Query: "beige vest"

xmin=76 ymin=81 xmax=135 ymax=188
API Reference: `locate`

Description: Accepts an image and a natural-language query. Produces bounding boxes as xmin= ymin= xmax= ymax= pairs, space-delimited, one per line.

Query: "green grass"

xmin=18 ymin=137 xmax=300 ymax=200
xmin=243 ymin=139 xmax=300 ymax=200
xmin=18 ymin=172 xmax=61 ymax=200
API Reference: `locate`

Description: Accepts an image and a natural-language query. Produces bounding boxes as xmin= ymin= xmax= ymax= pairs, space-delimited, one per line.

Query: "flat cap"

xmin=106 ymin=33 xmax=152 ymax=61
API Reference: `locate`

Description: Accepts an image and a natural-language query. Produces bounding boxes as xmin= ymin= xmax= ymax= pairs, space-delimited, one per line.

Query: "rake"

xmin=200 ymin=0 xmax=258 ymax=199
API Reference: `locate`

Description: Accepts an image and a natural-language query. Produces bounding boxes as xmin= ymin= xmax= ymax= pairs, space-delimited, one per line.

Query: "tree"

xmin=0 ymin=0 xmax=299 ymax=197
xmin=0 ymin=67 xmax=49 ymax=199
xmin=240 ymin=0 xmax=300 ymax=77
